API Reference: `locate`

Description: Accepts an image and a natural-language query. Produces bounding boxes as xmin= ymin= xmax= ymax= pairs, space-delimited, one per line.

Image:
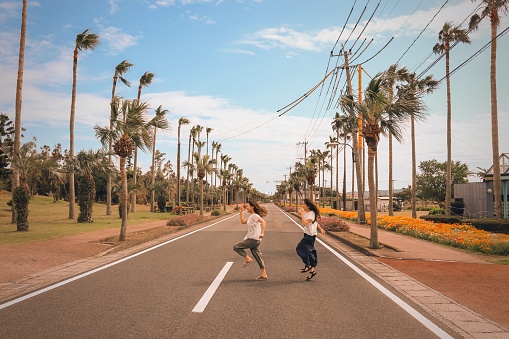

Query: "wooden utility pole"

xmin=343 ymin=49 xmax=366 ymax=224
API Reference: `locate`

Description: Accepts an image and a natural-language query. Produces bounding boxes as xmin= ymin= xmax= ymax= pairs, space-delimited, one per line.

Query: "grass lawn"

xmin=0 ymin=191 xmax=173 ymax=246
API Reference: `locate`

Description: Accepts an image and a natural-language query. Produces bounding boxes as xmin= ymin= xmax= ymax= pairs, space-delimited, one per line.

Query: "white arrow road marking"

xmin=192 ymin=262 xmax=233 ymax=313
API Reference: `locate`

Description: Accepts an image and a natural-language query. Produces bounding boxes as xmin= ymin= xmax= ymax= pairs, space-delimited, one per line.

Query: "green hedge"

xmin=420 ymin=215 xmax=462 ymax=224
xmin=463 ymin=218 xmax=509 ymax=235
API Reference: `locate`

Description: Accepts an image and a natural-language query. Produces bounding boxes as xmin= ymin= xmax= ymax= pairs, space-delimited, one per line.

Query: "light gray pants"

xmin=233 ymin=238 xmax=265 ymax=269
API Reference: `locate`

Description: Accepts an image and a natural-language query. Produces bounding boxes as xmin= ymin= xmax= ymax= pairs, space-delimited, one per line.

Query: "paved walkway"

xmin=340 ymin=222 xmax=488 ymax=263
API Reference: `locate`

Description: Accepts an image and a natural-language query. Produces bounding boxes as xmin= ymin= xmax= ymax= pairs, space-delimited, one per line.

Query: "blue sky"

xmin=0 ymin=0 xmax=508 ymax=195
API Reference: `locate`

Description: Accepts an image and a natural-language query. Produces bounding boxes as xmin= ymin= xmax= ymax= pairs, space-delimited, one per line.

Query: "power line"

xmin=395 ymin=0 xmax=449 ymax=64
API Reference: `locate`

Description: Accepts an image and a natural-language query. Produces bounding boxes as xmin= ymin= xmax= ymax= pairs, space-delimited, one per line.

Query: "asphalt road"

xmin=0 ymin=204 xmax=457 ymax=338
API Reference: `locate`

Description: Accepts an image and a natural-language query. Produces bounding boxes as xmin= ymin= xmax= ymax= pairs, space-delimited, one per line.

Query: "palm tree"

xmin=69 ymin=29 xmax=100 ymax=220
xmin=469 ymin=0 xmax=509 ymax=218
xmin=433 ymin=21 xmax=470 ymax=215
xmin=194 ymin=153 xmax=215 ymax=216
xmin=95 ymin=99 xmax=152 ymax=241
xmin=185 ymin=126 xmax=195 ymax=203
xmin=402 ymin=72 xmax=438 ymax=218
xmin=12 ymin=0 xmax=27 ymax=223
xmin=220 ymin=154 xmax=231 ymax=211
xmin=205 ymin=127 xmax=213 ymax=183
xmin=350 ymin=73 xmax=425 ymax=249
xmin=131 ymin=71 xmax=155 ymax=213
xmin=107 ymin=60 xmax=133 ymax=216
xmin=381 ymin=64 xmax=409 ymax=216
xmin=149 ymin=105 xmax=170 ymax=212
xmin=177 ymin=117 xmax=190 ymax=209
xmin=214 ymin=142 xmax=222 ymax=203
xmin=332 ymin=113 xmax=350 ymax=210
xmin=334 ymin=107 xmax=359 ymax=214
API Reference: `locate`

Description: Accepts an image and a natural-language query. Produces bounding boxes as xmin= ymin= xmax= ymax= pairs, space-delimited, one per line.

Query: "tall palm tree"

xmin=107 ymin=60 xmax=133 ymax=217
xmin=469 ymin=0 xmax=509 ymax=218
xmin=332 ymin=113 xmax=350 ymax=210
xmin=220 ymin=154 xmax=231 ymax=210
xmin=205 ymin=127 xmax=213 ymax=183
xmin=185 ymin=126 xmax=196 ymax=203
xmin=69 ymin=29 xmax=100 ymax=220
xmin=433 ymin=21 xmax=470 ymax=215
xmin=351 ymin=74 xmax=425 ymax=248
xmin=402 ymin=72 xmax=438 ymax=218
xmin=194 ymin=153 xmax=215 ymax=216
xmin=149 ymin=105 xmax=170 ymax=212
xmin=177 ymin=117 xmax=190 ymax=208
xmin=95 ymin=99 xmax=152 ymax=241
xmin=381 ymin=64 xmax=409 ymax=216
xmin=12 ymin=0 xmax=27 ymax=224
xmin=131 ymin=71 xmax=155 ymax=213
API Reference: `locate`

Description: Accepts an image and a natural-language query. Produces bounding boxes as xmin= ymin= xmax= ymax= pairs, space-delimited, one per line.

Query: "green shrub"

xmin=157 ymin=195 xmax=167 ymax=212
xmin=13 ymin=185 xmax=30 ymax=231
xmin=211 ymin=209 xmax=222 ymax=216
xmin=428 ymin=208 xmax=445 ymax=215
xmin=463 ymin=218 xmax=509 ymax=235
xmin=420 ymin=215 xmax=462 ymax=224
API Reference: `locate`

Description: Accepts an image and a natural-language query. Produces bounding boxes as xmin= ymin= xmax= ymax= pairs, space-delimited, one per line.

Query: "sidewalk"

xmin=325 ymin=220 xmax=509 ymax=338
xmin=334 ymin=221 xmax=488 ymax=263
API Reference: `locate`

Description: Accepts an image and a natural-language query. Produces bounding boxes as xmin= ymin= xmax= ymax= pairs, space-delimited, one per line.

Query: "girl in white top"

xmin=297 ymin=198 xmax=325 ymax=280
xmin=233 ymin=200 xmax=268 ymax=280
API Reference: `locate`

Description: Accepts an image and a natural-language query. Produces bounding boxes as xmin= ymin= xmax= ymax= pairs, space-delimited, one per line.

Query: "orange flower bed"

xmin=318 ymin=207 xmax=509 ymax=255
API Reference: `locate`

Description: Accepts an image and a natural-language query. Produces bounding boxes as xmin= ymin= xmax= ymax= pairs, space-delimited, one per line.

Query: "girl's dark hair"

xmin=248 ymin=200 xmax=267 ymax=217
xmin=304 ymin=198 xmax=320 ymax=222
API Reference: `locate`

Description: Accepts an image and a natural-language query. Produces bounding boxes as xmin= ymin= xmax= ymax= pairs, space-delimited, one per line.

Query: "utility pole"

xmin=297 ymin=139 xmax=308 ymax=198
xmin=335 ymin=47 xmax=366 ymax=224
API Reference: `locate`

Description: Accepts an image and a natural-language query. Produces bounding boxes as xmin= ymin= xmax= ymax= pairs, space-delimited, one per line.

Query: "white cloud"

xmin=98 ymin=26 xmax=142 ymax=54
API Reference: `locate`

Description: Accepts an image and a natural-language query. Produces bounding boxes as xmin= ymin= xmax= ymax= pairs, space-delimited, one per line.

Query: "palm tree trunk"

xmin=68 ymin=48 xmax=78 ymax=220
xmin=186 ymin=134 xmax=191 ymax=203
xmin=177 ymin=130 xmax=181 ymax=208
xmin=150 ymin=129 xmax=157 ymax=212
xmin=490 ymin=20 xmax=502 ymax=218
xmin=411 ymin=114 xmax=417 ymax=218
xmin=367 ymin=146 xmax=379 ymax=248
xmin=107 ymin=77 xmax=117 ymax=217
xmin=445 ymin=50 xmax=452 ymax=216
xmin=388 ymin=129 xmax=394 ymax=216
xmin=12 ymin=0 xmax=27 ymax=224
xmin=352 ymin=131 xmax=365 ymax=223
xmin=131 ymin=148 xmax=138 ymax=213
xmin=342 ymin=134 xmax=346 ymax=210
xmin=199 ymin=178 xmax=204 ymax=217
xmin=119 ymin=155 xmax=128 ymax=241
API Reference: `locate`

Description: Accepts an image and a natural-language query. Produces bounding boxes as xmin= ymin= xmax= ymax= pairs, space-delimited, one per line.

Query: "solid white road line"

xmin=192 ymin=262 xmax=233 ymax=313
xmin=277 ymin=207 xmax=453 ymax=339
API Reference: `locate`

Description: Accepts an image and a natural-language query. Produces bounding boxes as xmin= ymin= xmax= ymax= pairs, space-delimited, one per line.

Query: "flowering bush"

xmin=166 ymin=214 xmax=201 ymax=226
xmin=318 ymin=216 xmax=349 ymax=232
xmin=284 ymin=206 xmax=296 ymax=213
xmin=318 ymin=207 xmax=509 ymax=255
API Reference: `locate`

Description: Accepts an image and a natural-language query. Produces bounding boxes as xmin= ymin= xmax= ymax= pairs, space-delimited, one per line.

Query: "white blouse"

xmin=303 ymin=210 xmax=317 ymax=236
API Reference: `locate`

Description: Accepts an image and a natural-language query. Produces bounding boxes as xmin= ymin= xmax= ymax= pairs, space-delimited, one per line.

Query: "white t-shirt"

xmin=303 ymin=210 xmax=317 ymax=236
xmin=244 ymin=213 xmax=262 ymax=240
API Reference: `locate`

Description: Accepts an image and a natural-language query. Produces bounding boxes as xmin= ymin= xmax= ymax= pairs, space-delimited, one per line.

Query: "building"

xmin=454 ymin=153 xmax=509 ymax=218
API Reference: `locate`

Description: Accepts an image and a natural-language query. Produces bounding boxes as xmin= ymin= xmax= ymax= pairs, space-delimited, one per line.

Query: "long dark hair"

xmin=303 ymin=198 xmax=320 ymax=222
xmin=248 ymin=200 xmax=267 ymax=217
